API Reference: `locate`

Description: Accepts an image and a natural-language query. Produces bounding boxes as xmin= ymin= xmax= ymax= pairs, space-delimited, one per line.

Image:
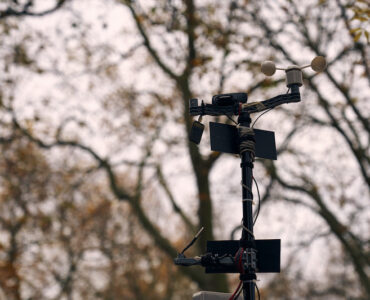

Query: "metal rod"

xmin=238 ymin=112 xmax=255 ymax=300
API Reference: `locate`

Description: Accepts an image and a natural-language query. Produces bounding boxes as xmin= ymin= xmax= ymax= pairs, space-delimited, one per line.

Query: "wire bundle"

xmin=228 ymin=281 xmax=242 ymax=300
xmin=228 ymin=281 xmax=261 ymax=300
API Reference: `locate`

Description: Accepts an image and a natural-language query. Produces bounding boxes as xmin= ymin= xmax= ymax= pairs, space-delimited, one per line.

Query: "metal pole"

xmin=238 ymin=111 xmax=256 ymax=300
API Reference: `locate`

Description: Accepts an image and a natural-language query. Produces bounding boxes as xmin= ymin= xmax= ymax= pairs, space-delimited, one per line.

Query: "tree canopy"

xmin=0 ymin=0 xmax=369 ymax=299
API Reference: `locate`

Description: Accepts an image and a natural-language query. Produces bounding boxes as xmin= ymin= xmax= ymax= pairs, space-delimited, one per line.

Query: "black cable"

xmin=252 ymin=177 xmax=261 ymax=225
xmin=234 ymin=283 xmax=243 ymax=299
xmin=251 ymin=108 xmax=272 ymax=128
xmin=229 ymin=281 xmax=242 ymax=300
xmin=255 ymin=282 xmax=261 ymax=300
xmin=226 ymin=114 xmax=238 ymax=125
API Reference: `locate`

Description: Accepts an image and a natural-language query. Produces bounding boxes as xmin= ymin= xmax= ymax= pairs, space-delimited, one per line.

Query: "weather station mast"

xmin=174 ymin=57 xmax=327 ymax=300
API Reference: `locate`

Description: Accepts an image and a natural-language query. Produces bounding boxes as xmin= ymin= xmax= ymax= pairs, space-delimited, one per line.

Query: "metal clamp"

xmin=242 ymin=248 xmax=257 ymax=271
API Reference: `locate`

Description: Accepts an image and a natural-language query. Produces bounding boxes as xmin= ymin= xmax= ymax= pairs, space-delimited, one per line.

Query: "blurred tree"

xmin=0 ymin=136 xmax=195 ymax=299
xmin=0 ymin=0 xmax=68 ymax=18
xmin=0 ymin=0 xmax=368 ymax=299
xmin=246 ymin=1 xmax=369 ymax=297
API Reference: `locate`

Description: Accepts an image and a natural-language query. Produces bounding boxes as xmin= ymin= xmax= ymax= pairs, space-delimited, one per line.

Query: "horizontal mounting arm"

xmin=189 ymin=88 xmax=300 ymax=117
xmin=241 ymin=91 xmax=301 ymax=114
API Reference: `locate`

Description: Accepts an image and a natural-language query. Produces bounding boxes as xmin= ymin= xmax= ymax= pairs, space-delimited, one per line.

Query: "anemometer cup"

xmin=260 ymin=61 xmax=276 ymax=76
xmin=261 ymin=56 xmax=327 ymax=90
xmin=311 ymin=56 xmax=326 ymax=72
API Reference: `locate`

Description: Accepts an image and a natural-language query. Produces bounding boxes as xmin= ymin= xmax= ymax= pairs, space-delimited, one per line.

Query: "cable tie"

xmin=241 ymin=182 xmax=253 ymax=193
xmin=242 ymin=280 xmax=257 ymax=283
xmin=242 ymin=198 xmax=255 ymax=204
xmin=241 ymin=220 xmax=254 ymax=238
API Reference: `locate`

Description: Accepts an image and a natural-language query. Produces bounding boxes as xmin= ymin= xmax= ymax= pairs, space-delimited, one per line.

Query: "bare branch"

xmin=0 ymin=135 xmax=15 ymax=144
xmin=268 ymin=162 xmax=370 ymax=296
xmin=125 ymin=3 xmax=179 ymax=81
xmin=156 ymin=164 xmax=195 ymax=232
xmin=249 ymin=3 xmax=369 ymax=188
xmin=289 ymin=0 xmax=369 ymax=133
xmin=0 ymin=0 xmax=68 ymax=19
xmin=11 ymin=116 xmax=132 ymax=202
xmin=10 ymin=113 xmax=209 ymax=288
xmin=336 ymin=0 xmax=370 ymax=85
xmin=308 ymin=79 xmax=370 ymax=187
xmin=184 ymin=0 xmax=197 ymax=76
xmin=129 ymin=195 xmax=206 ymax=286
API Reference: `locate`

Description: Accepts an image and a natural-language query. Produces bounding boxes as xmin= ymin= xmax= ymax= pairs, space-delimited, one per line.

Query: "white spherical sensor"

xmin=261 ymin=61 xmax=276 ymax=76
xmin=311 ymin=56 xmax=326 ymax=72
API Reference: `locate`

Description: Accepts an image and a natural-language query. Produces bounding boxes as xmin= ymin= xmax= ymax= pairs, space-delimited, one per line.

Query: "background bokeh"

xmin=0 ymin=0 xmax=369 ymax=299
